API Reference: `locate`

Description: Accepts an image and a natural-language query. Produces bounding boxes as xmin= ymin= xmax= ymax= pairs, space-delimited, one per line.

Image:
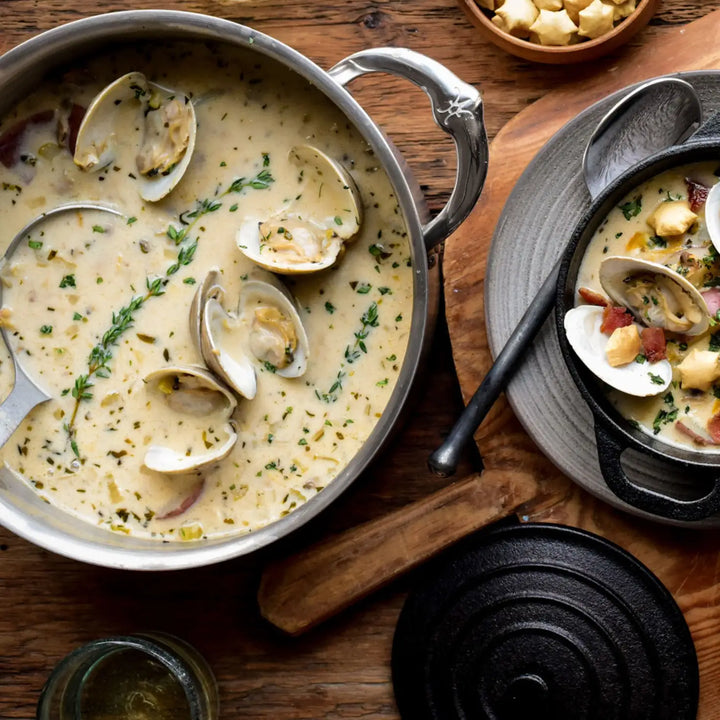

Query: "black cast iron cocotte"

xmin=556 ymin=116 xmax=720 ymax=523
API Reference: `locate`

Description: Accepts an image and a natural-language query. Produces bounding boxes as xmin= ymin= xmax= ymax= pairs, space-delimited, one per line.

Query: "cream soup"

xmin=0 ymin=42 xmax=413 ymax=540
xmin=575 ymin=161 xmax=720 ymax=451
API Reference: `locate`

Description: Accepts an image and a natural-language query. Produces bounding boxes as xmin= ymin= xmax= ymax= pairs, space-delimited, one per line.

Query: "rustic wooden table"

xmin=2 ymin=1 xmax=720 ymax=717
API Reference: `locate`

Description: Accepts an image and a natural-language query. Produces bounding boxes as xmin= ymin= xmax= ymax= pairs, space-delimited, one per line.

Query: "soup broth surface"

xmin=0 ymin=42 xmax=413 ymax=540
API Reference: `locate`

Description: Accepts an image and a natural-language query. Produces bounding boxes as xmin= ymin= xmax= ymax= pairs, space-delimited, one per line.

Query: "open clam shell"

xmin=564 ymin=305 xmax=672 ymax=397
xmin=201 ymin=297 xmax=258 ymax=400
xmin=238 ymin=279 xmax=309 ymax=379
xmin=193 ymin=273 xmax=309 ymax=399
xmin=288 ymin=144 xmax=362 ymax=239
xmin=704 ymin=180 xmax=720 ymax=254
xmin=142 ymin=365 xmax=237 ymax=474
xmin=599 ymin=256 xmax=710 ymax=336
xmin=74 ymin=71 xmax=197 ymax=202
xmin=236 ymin=144 xmax=362 ymax=274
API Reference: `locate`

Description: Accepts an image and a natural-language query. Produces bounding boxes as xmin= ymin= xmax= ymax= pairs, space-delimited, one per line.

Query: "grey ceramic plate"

xmin=485 ymin=70 xmax=720 ymax=529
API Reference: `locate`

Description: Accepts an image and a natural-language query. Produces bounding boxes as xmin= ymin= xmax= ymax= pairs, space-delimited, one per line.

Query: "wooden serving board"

xmin=444 ymin=8 xmax=720 ymax=715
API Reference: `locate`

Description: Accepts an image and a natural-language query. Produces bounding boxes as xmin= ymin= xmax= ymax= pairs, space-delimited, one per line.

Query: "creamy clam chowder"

xmin=0 ymin=42 xmax=413 ymax=540
xmin=572 ymin=161 xmax=720 ymax=451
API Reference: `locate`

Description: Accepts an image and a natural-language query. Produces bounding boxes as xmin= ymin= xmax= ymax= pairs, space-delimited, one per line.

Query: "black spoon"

xmin=428 ymin=76 xmax=703 ymax=477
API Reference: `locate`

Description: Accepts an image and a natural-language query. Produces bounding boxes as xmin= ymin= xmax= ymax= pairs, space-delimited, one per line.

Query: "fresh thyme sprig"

xmin=316 ymin=301 xmax=380 ymax=403
xmin=64 ymin=164 xmax=275 ymax=452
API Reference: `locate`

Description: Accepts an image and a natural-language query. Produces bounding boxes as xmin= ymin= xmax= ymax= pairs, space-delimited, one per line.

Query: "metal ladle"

xmin=428 ymin=77 xmax=703 ymax=477
xmin=0 ymin=203 xmax=122 ymax=448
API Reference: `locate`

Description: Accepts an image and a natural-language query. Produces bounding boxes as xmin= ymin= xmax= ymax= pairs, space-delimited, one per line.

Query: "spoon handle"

xmin=0 ymin=362 xmax=50 ymax=448
xmin=428 ymin=259 xmax=561 ymax=477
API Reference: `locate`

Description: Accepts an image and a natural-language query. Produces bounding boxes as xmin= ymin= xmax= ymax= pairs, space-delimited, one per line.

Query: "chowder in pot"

xmin=0 ymin=40 xmax=414 ymax=542
xmin=566 ymin=160 xmax=720 ymax=452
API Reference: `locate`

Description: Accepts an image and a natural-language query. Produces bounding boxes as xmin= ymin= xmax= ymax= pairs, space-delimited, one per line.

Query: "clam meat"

xmin=142 ymin=365 xmax=237 ymax=474
xmin=74 ymin=72 xmax=197 ymax=202
xmin=236 ymin=144 xmax=362 ymax=274
xmin=193 ymin=273 xmax=309 ymax=399
xmin=599 ymin=256 xmax=710 ymax=336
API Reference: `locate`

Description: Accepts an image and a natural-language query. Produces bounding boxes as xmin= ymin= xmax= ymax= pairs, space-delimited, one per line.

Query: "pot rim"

xmin=556 ymin=137 xmax=720 ymax=469
xmin=0 ymin=10 xmax=434 ymax=569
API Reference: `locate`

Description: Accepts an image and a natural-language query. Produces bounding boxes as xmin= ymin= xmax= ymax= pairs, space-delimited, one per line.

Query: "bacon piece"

xmin=578 ymin=287 xmax=608 ymax=306
xmin=57 ymin=104 xmax=85 ymax=155
xmin=676 ymin=421 xmax=711 ymax=446
xmin=600 ymin=306 xmax=633 ymax=335
xmin=702 ymin=287 xmax=720 ymax=319
xmin=0 ymin=110 xmax=54 ymax=168
xmin=685 ymin=177 xmax=710 ymax=212
xmin=640 ymin=327 xmax=667 ymax=362
xmin=709 ymin=414 xmax=720 ymax=445
xmin=156 ymin=479 xmax=204 ymax=520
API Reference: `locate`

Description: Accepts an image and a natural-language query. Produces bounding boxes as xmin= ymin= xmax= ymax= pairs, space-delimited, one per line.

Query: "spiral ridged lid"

xmin=392 ymin=523 xmax=697 ymax=720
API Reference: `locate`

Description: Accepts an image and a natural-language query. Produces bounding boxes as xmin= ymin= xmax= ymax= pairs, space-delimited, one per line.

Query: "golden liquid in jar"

xmin=79 ymin=648 xmax=191 ymax=720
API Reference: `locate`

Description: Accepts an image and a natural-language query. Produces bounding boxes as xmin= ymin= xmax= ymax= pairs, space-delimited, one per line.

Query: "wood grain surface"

xmin=1 ymin=1 xmax=719 ymax=717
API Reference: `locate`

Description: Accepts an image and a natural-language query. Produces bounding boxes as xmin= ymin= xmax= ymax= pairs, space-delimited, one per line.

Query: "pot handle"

xmin=594 ymin=422 xmax=720 ymax=522
xmin=328 ymin=48 xmax=488 ymax=251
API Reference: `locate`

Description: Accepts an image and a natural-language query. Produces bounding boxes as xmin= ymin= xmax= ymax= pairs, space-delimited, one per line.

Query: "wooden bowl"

xmin=458 ymin=0 xmax=659 ymax=64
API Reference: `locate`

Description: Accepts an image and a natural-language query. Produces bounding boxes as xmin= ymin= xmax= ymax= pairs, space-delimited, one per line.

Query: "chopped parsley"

xmin=619 ymin=196 xmax=642 ymax=220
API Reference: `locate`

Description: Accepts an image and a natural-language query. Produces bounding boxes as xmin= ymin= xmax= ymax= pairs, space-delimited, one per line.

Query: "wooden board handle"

xmin=257 ymin=468 xmax=540 ymax=635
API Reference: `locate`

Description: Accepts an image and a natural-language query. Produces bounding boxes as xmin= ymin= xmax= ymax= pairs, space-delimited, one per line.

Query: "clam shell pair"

xmin=190 ymin=270 xmax=309 ymax=401
xmin=143 ymin=366 xmax=237 ymax=475
xmin=237 ymin=144 xmax=362 ymax=274
xmin=73 ymin=71 xmax=196 ymax=202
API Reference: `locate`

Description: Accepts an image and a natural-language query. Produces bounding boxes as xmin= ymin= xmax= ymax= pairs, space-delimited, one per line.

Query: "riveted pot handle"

xmin=328 ymin=48 xmax=488 ymax=251
xmin=594 ymin=422 xmax=720 ymax=522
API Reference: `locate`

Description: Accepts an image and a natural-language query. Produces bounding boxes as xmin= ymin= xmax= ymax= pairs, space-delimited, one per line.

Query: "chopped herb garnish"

xmin=619 ymin=196 xmax=642 ymax=220
xmin=59 ymin=274 xmax=76 ymax=288
xmin=40 ymin=325 xmax=52 ymax=335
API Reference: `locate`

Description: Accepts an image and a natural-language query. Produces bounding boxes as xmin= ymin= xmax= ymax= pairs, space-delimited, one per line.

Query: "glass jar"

xmin=36 ymin=632 xmax=219 ymax=720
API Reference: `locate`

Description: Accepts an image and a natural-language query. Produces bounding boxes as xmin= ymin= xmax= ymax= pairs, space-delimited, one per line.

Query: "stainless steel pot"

xmin=0 ymin=10 xmax=488 ymax=568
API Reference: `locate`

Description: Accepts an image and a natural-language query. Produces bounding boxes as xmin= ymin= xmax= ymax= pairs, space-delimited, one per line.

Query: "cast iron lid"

xmin=391 ymin=522 xmax=698 ymax=720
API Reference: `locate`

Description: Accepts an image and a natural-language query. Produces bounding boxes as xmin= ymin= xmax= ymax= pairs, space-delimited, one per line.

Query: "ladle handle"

xmin=428 ymin=259 xmax=561 ymax=477
xmin=0 ymin=359 xmax=50 ymax=448
xmin=595 ymin=423 xmax=720 ymax=522
xmin=329 ymin=47 xmax=489 ymax=251
xmin=257 ymin=468 xmax=539 ymax=635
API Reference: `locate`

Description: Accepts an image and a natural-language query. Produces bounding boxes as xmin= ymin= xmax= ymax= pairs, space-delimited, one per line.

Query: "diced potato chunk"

xmin=647 ymin=200 xmax=697 ymax=237
xmin=678 ymin=348 xmax=720 ymax=391
xmin=606 ymin=324 xmax=642 ymax=367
